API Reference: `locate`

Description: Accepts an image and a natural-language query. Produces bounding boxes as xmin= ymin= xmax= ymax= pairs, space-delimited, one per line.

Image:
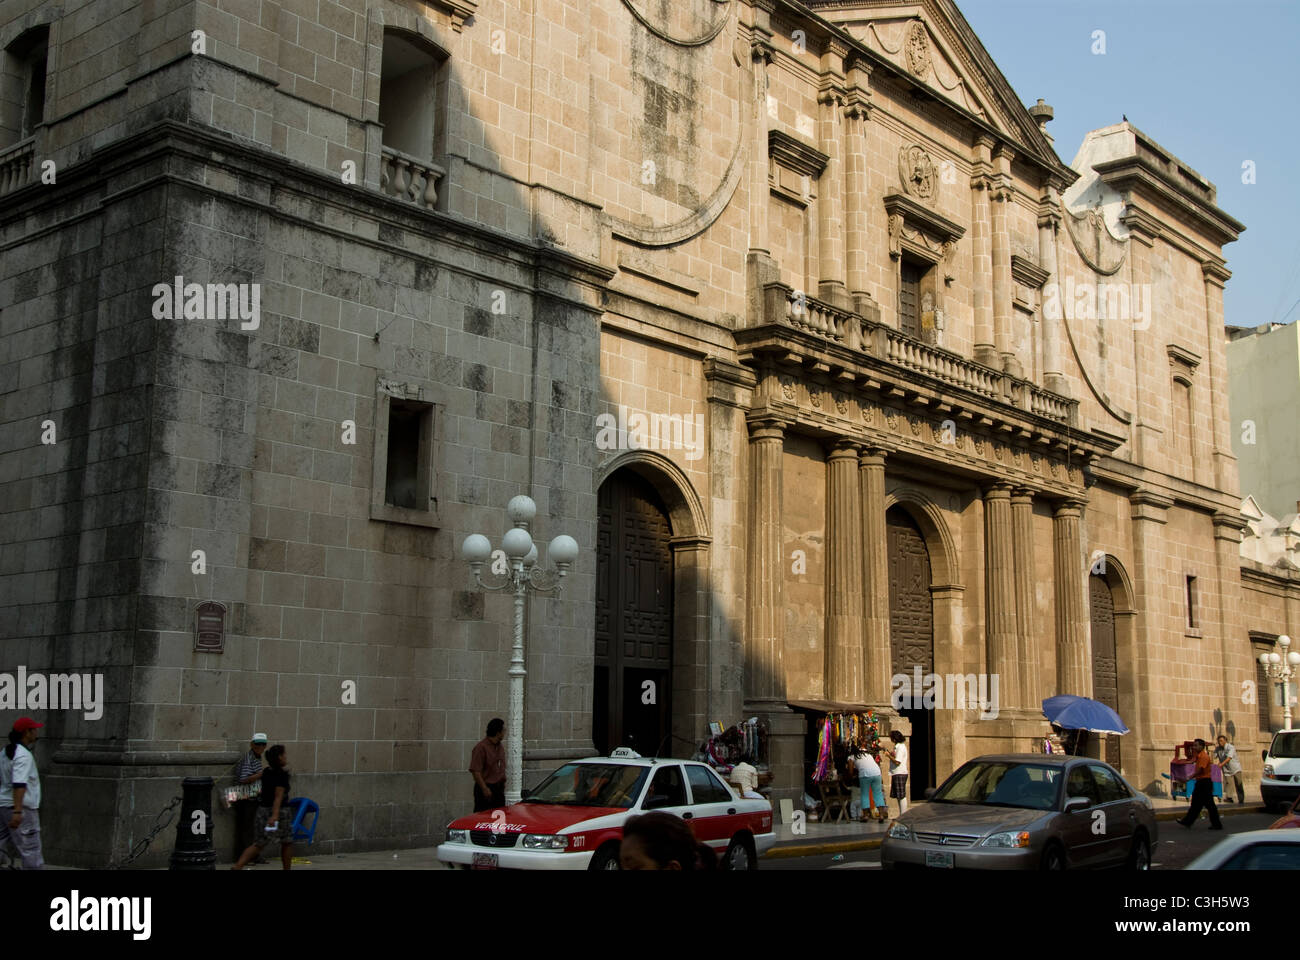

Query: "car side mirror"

xmin=1262 ymin=749 xmax=1268 ymax=762
xmin=923 ymin=787 xmax=936 ymax=801
xmin=520 ymin=788 xmax=532 ymax=800
xmin=1064 ymin=796 xmax=1090 ymax=814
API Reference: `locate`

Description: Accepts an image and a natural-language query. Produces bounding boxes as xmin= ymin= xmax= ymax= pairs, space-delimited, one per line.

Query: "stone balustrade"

xmin=379 ymin=146 xmax=445 ymax=208
xmin=0 ymin=137 xmax=35 ymax=196
xmin=762 ymin=281 xmax=1077 ymax=425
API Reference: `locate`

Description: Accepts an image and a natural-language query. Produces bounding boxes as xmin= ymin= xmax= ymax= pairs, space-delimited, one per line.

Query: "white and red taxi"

xmin=437 ymin=748 xmax=775 ymax=870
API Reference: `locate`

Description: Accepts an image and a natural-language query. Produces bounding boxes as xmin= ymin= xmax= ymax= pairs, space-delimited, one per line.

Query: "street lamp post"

xmin=1259 ymin=635 xmax=1300 ymax=730
xmin=461 ymin=495 xmax=579 ymax=805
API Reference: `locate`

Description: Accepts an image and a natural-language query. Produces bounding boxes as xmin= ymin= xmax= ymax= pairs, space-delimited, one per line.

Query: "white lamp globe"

xmin=1260 ymin=652 xmax=1272 ymax=665
xmin=548 ymin=535 xmax=579 ymax=566
xmin=1288 ymin=652 xmax=1300 ymax=667
xmin=1280 ymin=635 xmax=1292 ymax=648
xmin=502 ymin=527 xmax=533 ymax=560
xmin=523 ymin=543 xmax=539 ymax=567
xmin=507 ymin=495 xmax=537 ymax=526
xmin=1270 ymin=652 xmax=1281 ymax=665
xmin=461 ymin=534 xmax=492 ymax=565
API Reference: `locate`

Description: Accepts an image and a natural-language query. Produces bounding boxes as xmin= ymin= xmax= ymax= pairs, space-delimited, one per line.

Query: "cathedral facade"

xmin=0 ymin=0 xmax=1252 ymax=865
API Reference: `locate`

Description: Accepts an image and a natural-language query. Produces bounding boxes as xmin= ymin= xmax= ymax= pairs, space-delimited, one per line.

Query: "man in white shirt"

xmin=883 ymin=729 xmax=910 ymax=816
xmin=728 ymin=760 xmax=763 ymax=799
xmin=0 ymin=717 xmax=44 ymax=869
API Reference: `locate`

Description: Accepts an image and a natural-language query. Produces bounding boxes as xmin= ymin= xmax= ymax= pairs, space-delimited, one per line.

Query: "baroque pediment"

xmin=805 ymin=1 xmax=1058 ymax=164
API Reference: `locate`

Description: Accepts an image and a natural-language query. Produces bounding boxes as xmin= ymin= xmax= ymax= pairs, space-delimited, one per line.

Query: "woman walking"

xmin=232 ymin=744 xmax=295 ymax=870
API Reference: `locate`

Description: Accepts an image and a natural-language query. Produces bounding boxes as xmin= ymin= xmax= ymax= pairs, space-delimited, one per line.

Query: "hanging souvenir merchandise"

xmin=812 ymin=709 xmax=882 ymax=781
xmin=696 ymin=717 xmax=768 ymax=776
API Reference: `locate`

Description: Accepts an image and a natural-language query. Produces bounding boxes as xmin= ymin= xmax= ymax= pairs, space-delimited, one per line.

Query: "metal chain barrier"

xmin=106 ymin=795 xmax=183 ymax=870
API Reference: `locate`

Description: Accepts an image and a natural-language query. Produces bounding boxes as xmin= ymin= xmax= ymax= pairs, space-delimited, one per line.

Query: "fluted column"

xmin=745 ymin=417 xmax=787 ymax=702
xmin=859 ymin=447 xmax=891 ymax=706
xmin=1053 ymin=499 xmax=1091 ymax=695
xmin=748 ymin=32 xmax=774 ymax=258
xmin=984 ymin=484 xmax=1020 ymax=702
xmin=1202 ymin=262 xmax=1235 ymax=491
xmin=825 ymin=440 xmax=864 ymax=701
xmin=1011 ymin=487 xmax=1038 ymax=709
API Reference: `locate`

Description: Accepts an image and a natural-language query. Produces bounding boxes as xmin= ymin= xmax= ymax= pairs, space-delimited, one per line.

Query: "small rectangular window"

xmin=371 ymin=387 xmax=439 ymax=527
xmin=1185 ymin=575 xmax=1197 ymax=629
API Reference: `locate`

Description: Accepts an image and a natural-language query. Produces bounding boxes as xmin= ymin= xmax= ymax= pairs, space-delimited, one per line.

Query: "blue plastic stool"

xmin=284 ymin=798 xmax=319 ymax=844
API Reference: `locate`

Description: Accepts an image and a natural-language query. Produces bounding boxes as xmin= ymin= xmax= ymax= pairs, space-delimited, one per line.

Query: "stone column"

xmin=843 ymin=61 xmax=873 ymax=315
xmin=970 ymin=135 xmax=996 ymax=366
xmin=1129 ymin=491 xmax=1171 ymax=788
xmin=984 ymin=484 xmax=1021 ymax=703
xmin=1011 ymin=488 xmax=1038 ymax=710
xmin=860 ymin=447 xmax=892 ymax=706
xmin=817 ymin=54 xmax=848 ymax=308
xmin=992 ymin=145 xmax=1017 ymax=376
xmin=1202 ymin=261 xmax=1236 ymax=492
xmin=825 ymin=440 xmax=864 ymax=701
xmin=1053 ymin=499 xmax=1091 ymax=695
xmin=1038 ymin=185 xmax=1067 ymax=396
xmin=746 ymin=25 xmax=779 ymax=324
xmin=745 ymin=416 xmax=787 ymax=703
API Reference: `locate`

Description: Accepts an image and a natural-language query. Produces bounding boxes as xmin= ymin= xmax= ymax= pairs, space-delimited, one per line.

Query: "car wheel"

xmin=723 ymin=836 xmax=757 ymax=871
xmin=1040 ymin=844 xmax=1066 ymax=871
xmin=1127 ymin=834 xmax=1151 ymax=871
xmin=588 ymin=842 xmax=620 ymax=870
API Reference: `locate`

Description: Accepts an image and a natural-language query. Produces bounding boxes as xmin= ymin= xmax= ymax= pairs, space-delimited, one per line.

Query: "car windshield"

xmin=932 ymin=761 xmax=1062 ymax=810
xmin=522 ymin=763 xmax=649 ymax=808
xmin=1269 ymin=732 xmax=1300 ymax=759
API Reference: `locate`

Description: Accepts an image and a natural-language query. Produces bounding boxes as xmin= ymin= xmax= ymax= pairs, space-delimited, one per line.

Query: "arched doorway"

xmin=887 ymin=505 xmax=936 ymax=799
xmin=1089 ymin=573 xmax=1120 ymax=767
xmin=594 ymin=470 xmax=673 ymax=757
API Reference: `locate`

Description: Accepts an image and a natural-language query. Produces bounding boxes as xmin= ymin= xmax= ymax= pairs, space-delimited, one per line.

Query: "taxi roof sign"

xmin=610 ymin=747 xmax=642 ymax=758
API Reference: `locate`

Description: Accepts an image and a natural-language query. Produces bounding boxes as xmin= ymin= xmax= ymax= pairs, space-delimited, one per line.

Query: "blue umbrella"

xmin=1041 ymin=695 xmax=1129 ymax=736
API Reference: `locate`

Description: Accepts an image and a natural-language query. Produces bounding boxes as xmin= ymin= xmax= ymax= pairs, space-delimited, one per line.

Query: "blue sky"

xmin=956 ymin=0 xmax=1300 ymax=328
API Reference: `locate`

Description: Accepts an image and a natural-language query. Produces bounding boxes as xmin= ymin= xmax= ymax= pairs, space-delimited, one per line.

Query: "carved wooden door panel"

xmin=1090 ymin=575 xmax=1120 ymax=768
xmin=888 ymin=507 xmax=933 ymax=676
xmin=594 ymin=472 xmax=672 ymax=757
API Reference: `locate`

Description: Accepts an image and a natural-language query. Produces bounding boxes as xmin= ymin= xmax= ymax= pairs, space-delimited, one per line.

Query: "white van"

xmin=1261 ymin=729 xmax=1300 ymax=811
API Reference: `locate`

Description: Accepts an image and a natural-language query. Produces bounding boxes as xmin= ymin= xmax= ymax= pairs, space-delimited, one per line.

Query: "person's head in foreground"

xmin=619 ymin=812 xmax=716 ymax=871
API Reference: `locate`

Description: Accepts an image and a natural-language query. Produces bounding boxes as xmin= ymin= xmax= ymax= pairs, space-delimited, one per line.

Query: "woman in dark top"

xmin=232 ymin=745 xmax=295 ymax=870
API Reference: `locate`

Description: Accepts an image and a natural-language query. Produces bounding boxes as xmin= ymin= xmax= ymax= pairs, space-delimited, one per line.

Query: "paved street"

xmin=764 ymin=813 xmax=1279 ymax=870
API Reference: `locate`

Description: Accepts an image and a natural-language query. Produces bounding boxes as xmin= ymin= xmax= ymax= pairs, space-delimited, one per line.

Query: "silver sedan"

xmin=881 ymin=754 xmax=1157 ymax=870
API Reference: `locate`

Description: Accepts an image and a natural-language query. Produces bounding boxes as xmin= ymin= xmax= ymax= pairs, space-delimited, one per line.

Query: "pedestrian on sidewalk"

xmin=1214 ymin=734 xmax=1245 ymax=804
xmin=851 ymin=746 xmax=886 ymax=823
xmin=232 ymin=744 xmax=295 ymax=870
xmin=470 ymin=718 xmax=506 ymax=811
xmin=233 ymin=732 xmax=268 ymax=862
xmin=0 ymin=718 xmax=45 ymax=870
xmin=882 ymin=729 xmax=910 ymax=816
xmin=1177 ymin=738 xmax=1223 ymax=830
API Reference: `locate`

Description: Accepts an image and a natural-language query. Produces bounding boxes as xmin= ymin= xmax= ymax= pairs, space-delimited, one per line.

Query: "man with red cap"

xmin=0 ymin=718 xmax=44 ymax=869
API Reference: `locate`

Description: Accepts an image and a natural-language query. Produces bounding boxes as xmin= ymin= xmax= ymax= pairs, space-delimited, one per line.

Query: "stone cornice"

xmin=1167 ymin=343 xmax=1202 ymax=370
xmin=1010 ymin=253 xmax=1049 ymax=289
xmin=1202 ymin=259 xmax=1232 ymax=287
xmin=882 ymin=192 xmax=965 ymax=245
xmin=769 ymin=128 xmax=829 ymax=178
xmin=1093 ymin=155 xmax=1245 ymax=248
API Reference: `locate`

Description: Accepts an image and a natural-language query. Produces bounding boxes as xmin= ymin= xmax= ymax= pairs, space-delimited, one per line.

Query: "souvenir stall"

xmin=694 ymin=717 xmax=769 ymax=797
xmin=789 ymin=700 xmax=883 ymax=822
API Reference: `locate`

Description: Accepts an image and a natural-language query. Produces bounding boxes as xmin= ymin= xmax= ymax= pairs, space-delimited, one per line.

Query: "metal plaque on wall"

xmin=195 ymin=601 xmax=226 ymax=653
